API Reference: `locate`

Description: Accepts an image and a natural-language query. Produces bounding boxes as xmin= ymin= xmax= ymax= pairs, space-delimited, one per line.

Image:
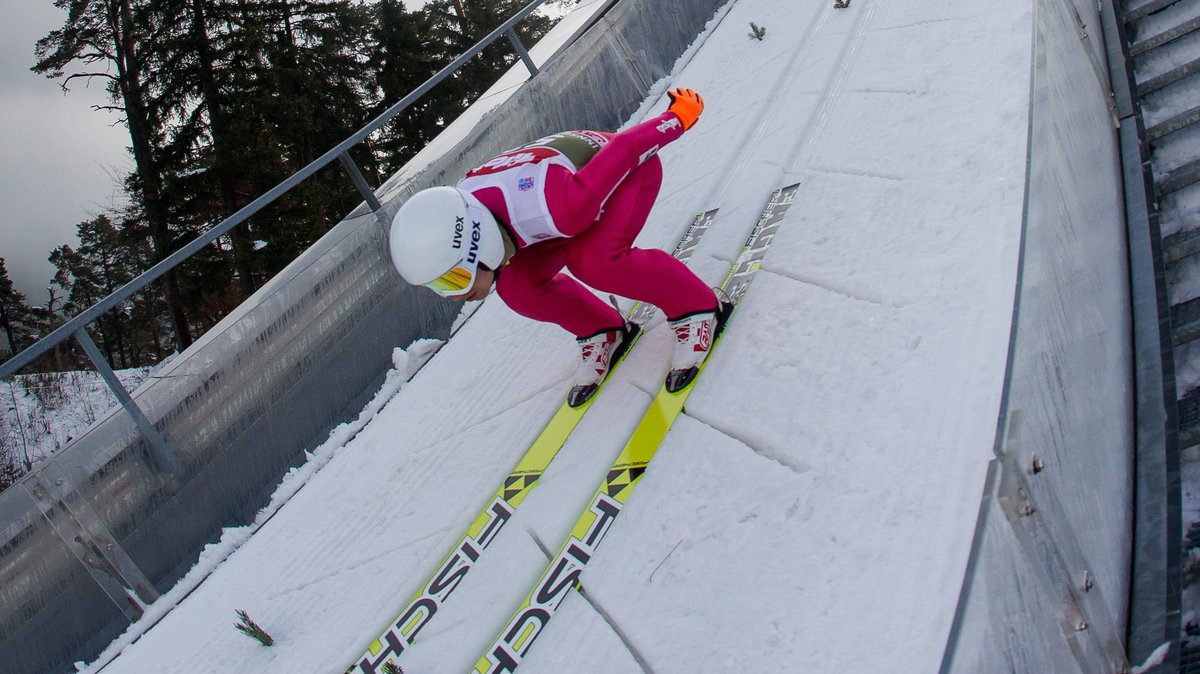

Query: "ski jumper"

xmin=456 ymin=112 xmax=716 ymax=338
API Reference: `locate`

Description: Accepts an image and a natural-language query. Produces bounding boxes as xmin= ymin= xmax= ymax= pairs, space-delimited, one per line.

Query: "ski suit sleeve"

xmin=549 ymin=111 xmax=687 ymax=235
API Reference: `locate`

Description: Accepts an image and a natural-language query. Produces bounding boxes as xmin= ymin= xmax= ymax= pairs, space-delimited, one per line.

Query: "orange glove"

xmin=667 ymin=87 xmax=704 ymax=131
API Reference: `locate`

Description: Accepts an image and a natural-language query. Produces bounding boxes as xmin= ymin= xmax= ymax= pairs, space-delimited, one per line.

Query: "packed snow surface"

xmin=2 ymin=367 xmax=153 ymax=470
xmin=87 ymin=0 xmax=1032 ymax=671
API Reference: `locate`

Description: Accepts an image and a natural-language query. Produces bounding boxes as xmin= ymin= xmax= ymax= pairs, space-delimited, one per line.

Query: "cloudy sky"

xmin=0 ymin=0 xmax=131 ymax=305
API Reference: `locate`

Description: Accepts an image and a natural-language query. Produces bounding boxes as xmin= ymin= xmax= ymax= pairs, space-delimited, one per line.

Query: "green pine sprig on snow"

xmin=234 ymin=610 xmax=274 ymax=647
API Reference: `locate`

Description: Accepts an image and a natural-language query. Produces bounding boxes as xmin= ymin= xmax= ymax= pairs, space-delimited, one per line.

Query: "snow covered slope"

xmin=87 ymin=0 xmax=1032 ymax=671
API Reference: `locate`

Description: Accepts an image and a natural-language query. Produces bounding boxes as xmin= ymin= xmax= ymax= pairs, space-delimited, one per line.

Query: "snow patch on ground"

xmin=78 ymin=339 xmax=441 ymax=672
xmin=2 ymin=367 xmax=154 ymax=472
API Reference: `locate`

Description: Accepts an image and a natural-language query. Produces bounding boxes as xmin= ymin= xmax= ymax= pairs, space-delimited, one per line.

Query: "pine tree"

xmin=0 ymin=259 xmax=38 ymax=362
xmin=449 ymin=0 xmax=554 ymax=102
xmin=368 ymin=0 xmax=457 ymax=173
xmin=366 ymin=0 xmax=555 ymax=172
xmin=182 ymin=0 xmax=262 ymax=299
xmin=24 ymin=287 xmax=72 ymax=372
xmin=248 ymin=0 xmax=376 ymax=275
xmin=49 ymin=214 xmax=166 ymax=369
xmin=162 ymin=0 xmax=378 ymax=286
xmin=34 ymin=0 xmax=197 ymax=351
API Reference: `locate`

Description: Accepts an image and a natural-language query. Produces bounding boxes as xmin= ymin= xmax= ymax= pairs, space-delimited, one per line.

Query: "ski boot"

xmin=568 ymin=322 xmax=640 ymax=407
xmin=665 ymin=300 xmax=734 ymax=393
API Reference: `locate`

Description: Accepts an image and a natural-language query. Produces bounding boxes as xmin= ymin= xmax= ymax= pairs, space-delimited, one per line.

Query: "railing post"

xmin=338 ymin=151 xmax=384 ymax=214
xmin=507 ymin=28 xmax=539 ymax=76
xmin=23 ymin=471 xmax=161 ymax=620
xmin=74 ymin=329 xmax=182 ymax=474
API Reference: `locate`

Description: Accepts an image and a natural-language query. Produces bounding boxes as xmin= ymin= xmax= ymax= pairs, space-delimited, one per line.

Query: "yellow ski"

xmin=346 ymin=210 xmax=717 ymax=674
xmin=473 ymin=183 xmax=799 ymax=673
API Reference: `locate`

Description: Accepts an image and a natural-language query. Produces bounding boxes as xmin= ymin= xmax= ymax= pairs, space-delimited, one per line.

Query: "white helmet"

xmin=389 ymin=186 xmax=506 ymax=296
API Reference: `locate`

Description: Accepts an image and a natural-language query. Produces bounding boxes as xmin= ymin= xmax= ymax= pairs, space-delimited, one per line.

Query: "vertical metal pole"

xmin=74 ymin=329 xmax=182 ymax=474
xmin=507 ymin=28 xmax=539 ymax=76
xmin=24 ymin=471 xmax=161 ymax=619
xmin=603 ymin=17 xmax=652 ymax=91
xmin=337 ymin=151 xmax=384 ymax=213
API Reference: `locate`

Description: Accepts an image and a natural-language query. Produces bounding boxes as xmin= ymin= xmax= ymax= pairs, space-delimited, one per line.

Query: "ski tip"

xmin=568 ymin=384 xmax=599 ymax=407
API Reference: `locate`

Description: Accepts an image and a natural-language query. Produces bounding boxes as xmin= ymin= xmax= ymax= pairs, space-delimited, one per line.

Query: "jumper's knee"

xmin=496 ymin=267 xmax=548 ymax=306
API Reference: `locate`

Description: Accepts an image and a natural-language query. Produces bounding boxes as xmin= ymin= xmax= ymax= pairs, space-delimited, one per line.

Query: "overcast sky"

xmin=0 ymin=0 xmax=131 ymax=306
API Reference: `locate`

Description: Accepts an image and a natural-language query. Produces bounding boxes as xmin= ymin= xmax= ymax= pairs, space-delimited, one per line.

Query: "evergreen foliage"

xmin=0 ymin=259 xmax=40 ymax=361
xmin=50 ymin=214 xmax=166 ymax=369
xmin=18 ymin=0 xmax=560 ymax=366
xmin=233 ymin=609 xmax=275 ymax=646
xmin=1 ymin=0 xmax=563 ymax=488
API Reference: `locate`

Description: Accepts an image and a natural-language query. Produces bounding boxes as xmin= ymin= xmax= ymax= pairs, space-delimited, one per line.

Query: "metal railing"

xmin=0 ymin=0 xmax=553 ymax=472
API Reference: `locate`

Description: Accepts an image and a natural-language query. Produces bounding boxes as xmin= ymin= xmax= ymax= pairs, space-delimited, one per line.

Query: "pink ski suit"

xmin=456 ymin=111 xmax=716 ymax=338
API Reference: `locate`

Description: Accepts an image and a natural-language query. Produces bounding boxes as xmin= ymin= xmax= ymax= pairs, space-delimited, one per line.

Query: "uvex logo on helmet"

xmin=451 ymin=216 xmax=465 ymax=248
xmin=451 ymin=215 xmax=483 ymax=263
